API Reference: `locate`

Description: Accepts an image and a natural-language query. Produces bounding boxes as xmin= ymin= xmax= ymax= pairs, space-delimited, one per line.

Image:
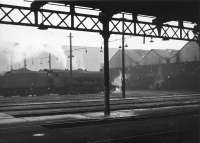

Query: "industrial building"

xmin=109 ymin=41 xmax=200 ymax=68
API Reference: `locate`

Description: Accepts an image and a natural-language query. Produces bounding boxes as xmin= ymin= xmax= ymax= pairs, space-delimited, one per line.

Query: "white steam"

xmin=0 ymin=42 xmax=67 ymax=71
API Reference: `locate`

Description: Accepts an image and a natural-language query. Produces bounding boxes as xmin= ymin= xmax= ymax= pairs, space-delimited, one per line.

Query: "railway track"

xmin=0 ymin=92 xmax=200 ymax=117
xmin=0 ymin=90 xmax=199 ymax=105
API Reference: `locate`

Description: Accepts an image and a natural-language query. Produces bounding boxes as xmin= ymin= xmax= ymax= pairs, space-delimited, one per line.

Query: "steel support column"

xmin=195 ymin=24 xmax=200 ymax=59
xmin=197 ymin=36 xmax=200 ymax=60
xmin=99 ymin=11 xmax=112 ymax=116
xmin=122 ymin=13 xmax=126 ymax=99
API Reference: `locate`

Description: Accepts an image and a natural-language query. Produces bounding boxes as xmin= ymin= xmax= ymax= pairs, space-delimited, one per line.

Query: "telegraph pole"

xmin=122 ymin=13 xmax=126 ymax=98
xmin=48 ymin=53 xmax=51 ymax=70
xmin=10 ymin=64 xmax=13 ymax=71
xmin=10 ymin=56 xmax=13 ymax=71
xmin=69 ymin=32 xmax=72 ymax=78
xmin=24 ymin=56 xmax=27 ymax=70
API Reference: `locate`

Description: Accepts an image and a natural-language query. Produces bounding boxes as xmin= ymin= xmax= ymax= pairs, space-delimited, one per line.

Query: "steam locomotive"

xmin=0 ymin=68 xmax=104 ymax=96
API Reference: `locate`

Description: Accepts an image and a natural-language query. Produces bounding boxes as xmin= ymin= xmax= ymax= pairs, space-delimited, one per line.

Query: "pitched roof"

xmin=109 ymin=49 xmax=149 ymax=68
xmin=139 ymin=49 xmax=178 ymax=65
xmin=170 ymin=41 xmax=200 ymax=59
xmin=152 ymin=49 xmax=178 ymax=59
xmin=180 ymin=41 xmax=199 ymax=52
xmin=125 ymin=49 xmax=149 ymax=62
xmin=109 ymin=50 xmax=136 ymax=68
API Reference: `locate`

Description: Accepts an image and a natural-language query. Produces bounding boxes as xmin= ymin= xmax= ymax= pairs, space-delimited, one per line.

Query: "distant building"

xmin=170 ymin=41 xmax=200 ymax=63
xmin=109 ymin=49 xmax=148 ymax=68
xmin=140 ymin=49 xmax=177 ymax=65
xmin=109 ymin=42 xmax=200 ymax=68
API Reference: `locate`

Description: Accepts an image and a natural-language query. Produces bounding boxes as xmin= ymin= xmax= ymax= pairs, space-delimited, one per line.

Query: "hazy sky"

xmin=0 ymin=0 xmax=188 ymax=72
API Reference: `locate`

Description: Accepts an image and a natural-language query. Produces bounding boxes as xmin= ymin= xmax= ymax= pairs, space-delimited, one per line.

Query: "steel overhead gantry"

xmin=0 ymin=3 xmax=199 ymax=40
xmin=0 ymin=1 xmax=199 ymax=116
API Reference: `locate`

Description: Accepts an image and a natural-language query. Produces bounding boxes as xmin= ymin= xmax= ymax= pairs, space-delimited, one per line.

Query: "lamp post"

xmin=121 ymin=13 xmax=127 ymax=98
xmin=100 ymin=17 xmax=129 ymax=99
xmin=119 ymin=43 xmax=128 ymax=98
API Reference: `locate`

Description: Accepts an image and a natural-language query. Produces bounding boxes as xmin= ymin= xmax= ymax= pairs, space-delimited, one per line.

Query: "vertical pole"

xmin=122 ymin=13 xmax=126 ymax=98
xmin=99 ymin=11 xmax=112 ymax=116
xmin=49 ymin=53 xmax=51 ymax=70
xmin=69 ymin=32 xmax=72 ymax=78
xmin=70 ymin=5 xmax=75 ymax=29
xmin=196 ymin=23 xmax=200 ymax=60
xmin=132 ymin=13 xmax=137 ymax=34
xmin=24 ymin=56 xmax=27 ymax=69
xmin=143 ymin=36 xmax=145 ymax=44
xmin=179 ymin=20 xmax=183 ymax=39
xmin=198 ymin=36 xmax=200 ymax=61
xmin=104 ymin=33 xmax=110 ymax=116
xmin=10 ymin=56 xmax=13 ymax=71
xmin=34 ymin=10 xmax=38 ymax=26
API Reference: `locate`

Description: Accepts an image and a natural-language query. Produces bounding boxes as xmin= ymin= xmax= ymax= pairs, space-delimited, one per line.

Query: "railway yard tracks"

xmin=0 ymin=91 xmax=200 ymax=117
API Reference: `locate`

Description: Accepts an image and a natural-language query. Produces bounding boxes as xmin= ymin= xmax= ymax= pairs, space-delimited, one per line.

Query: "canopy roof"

xmin=31 ymin=0 xmax=200 ymax=23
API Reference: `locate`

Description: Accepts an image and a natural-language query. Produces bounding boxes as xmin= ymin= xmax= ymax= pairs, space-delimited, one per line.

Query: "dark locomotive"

xmin=0 ymin=68 xmax=104 ymax=96
xmin=1 ymin=61 xmax=200 ymax=97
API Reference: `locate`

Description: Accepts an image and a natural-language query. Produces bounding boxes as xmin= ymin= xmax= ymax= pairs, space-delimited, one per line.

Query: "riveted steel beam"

xmin=0 ymin=4 xmax=199 ymax=41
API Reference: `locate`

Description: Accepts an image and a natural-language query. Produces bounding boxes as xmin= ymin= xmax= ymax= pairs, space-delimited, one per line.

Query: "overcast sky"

xmin=0 ymin=0 xmax=188 ymax=72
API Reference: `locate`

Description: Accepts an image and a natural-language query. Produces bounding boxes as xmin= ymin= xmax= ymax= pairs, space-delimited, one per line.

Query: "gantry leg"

xmin=122 ymin=13 xmax=126 ymax=98
xmin=99 ymin=10 xmax=112 ymax=116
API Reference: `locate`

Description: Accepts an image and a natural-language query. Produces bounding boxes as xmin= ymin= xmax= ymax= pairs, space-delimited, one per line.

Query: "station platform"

xmin=0 ymin=104 xmax=200 ymax=143
xmin=0 ymin=104 xmax=200 ymax=130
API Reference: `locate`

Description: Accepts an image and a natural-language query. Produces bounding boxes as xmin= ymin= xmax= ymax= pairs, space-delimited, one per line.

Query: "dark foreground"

xmin=0 ymin=105 xmax=200 ymax=143
xmin=0 ymin=90 xmax=200 ymax=143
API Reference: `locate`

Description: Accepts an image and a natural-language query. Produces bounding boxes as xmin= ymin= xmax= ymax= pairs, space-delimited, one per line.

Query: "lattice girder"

xmin=0 ymin=3 xmax=199 ymax=41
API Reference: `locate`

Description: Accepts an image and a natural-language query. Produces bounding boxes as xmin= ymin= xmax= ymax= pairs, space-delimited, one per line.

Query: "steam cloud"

xmin=0 ymin=41 xmax=68 ymax=72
